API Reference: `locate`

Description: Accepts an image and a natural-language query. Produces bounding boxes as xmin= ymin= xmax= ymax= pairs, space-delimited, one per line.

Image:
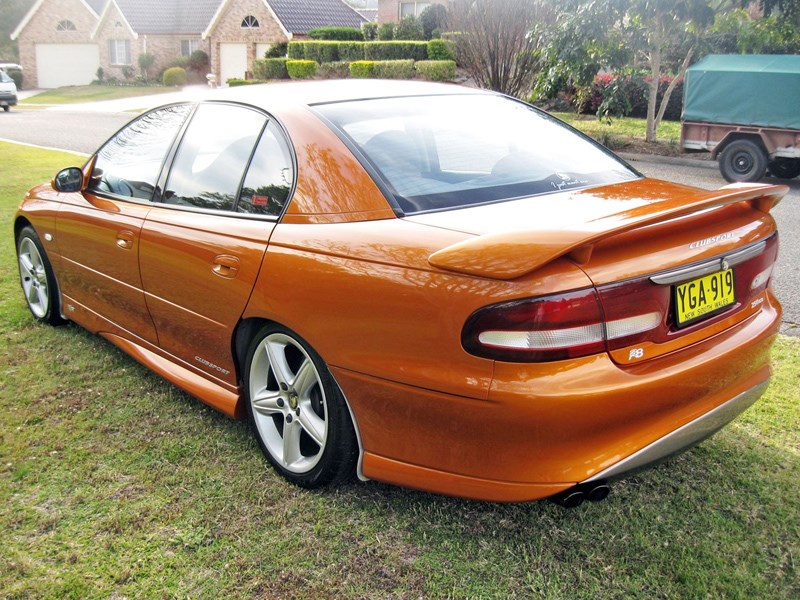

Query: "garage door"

xmin=220 ymin=43 xmax=247 ymax=84
xmin=36 ymin=44 xmax=99 ymax=88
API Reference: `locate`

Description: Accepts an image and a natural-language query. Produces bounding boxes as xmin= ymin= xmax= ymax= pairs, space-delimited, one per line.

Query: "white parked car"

xmin=0 ymin=69 xmax=18 ymax=112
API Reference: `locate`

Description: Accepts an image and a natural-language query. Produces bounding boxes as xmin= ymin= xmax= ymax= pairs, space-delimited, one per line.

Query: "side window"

xmin=89 ymin=104 xmax=190 ymax=200
xmin=163 ymin=104 xmax=266 ymax=212
xmin=238 ymin=121 xmax=294 ymax=216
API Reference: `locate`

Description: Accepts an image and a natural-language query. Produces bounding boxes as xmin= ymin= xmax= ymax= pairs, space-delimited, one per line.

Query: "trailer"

xmin=681 ymin=54 xmax=800 ymax=182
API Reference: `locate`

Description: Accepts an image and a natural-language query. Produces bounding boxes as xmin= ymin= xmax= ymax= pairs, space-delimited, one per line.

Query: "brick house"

xmin=377 ymin=0 xmax=448 ymax=23
xmin=11 ymin=0 xmax=365 ymax=88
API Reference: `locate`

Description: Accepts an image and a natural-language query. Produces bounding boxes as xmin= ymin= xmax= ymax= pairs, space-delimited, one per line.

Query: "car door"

xmin=139 ymin=103 xmax=294 ymax=386
xmin=56 ymin=104 xmax=192 ymax=344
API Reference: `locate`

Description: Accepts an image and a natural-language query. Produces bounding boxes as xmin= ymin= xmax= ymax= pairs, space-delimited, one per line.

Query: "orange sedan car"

xmin=15 ymin=81 xmax=786 ymax=506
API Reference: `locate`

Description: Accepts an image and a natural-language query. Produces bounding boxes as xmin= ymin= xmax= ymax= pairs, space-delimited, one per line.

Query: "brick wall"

xmin=377 ymin=0 xmax=448 ymax=24
xmin=93 ymin=3 xmax=138 ymax=80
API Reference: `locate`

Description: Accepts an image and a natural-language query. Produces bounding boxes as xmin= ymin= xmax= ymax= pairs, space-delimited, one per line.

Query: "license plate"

xmin=674 ymin=269 xmax=735 ymax=326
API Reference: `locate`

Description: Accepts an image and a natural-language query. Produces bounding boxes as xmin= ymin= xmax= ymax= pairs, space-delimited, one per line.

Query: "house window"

xmin=56 ymin=20 xmax=77 ymax=31
xmin=241 ymin=15 xmax=260 ymax=28
xmin=109 ymin=39 xmax=131 ymax=65
xmin=181 ymin=39 xmax=200 ymax=57
xmin=400 ymin=2 xmax=431 ymax=18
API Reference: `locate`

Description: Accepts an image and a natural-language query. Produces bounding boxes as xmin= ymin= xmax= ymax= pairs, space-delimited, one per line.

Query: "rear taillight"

xmin=463 ymin=281 xmax=668 ymax=362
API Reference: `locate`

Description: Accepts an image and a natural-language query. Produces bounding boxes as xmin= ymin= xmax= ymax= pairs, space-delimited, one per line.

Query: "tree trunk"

xmin=654 ymin=47 xmax=694 ymax=133
xmin=646 ymin=44 xmax=661 ymax=143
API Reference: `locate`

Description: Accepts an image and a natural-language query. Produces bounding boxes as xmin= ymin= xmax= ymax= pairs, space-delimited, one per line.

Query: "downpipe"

xmin=548 ymin=481 xmax=611 ymax=508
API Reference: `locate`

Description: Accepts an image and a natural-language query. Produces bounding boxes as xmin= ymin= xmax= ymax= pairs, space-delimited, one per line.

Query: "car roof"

xmin=197 ymin=79 xmax=492 ymax=110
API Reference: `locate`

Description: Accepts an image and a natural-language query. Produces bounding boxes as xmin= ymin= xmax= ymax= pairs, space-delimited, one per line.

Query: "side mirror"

xmin=53 ymin=167 xmax=84 ymax=193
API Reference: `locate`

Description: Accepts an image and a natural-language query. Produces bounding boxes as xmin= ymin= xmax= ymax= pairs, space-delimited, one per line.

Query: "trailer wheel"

xmin=768 ymin=158 xmax=800 ymax=180
xmin=719 ymin=139 xmax=768 ymax=182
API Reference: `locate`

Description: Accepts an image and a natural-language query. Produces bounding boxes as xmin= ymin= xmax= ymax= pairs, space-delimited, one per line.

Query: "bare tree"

xmin=448 ymin=0 xmax=556 ymax=98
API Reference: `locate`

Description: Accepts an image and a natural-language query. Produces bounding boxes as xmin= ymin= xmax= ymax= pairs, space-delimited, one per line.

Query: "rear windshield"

xmin=316 ymin=94 xmax=639 ymax=214
xmin=0 ymin=71 xmax=13 ymax=84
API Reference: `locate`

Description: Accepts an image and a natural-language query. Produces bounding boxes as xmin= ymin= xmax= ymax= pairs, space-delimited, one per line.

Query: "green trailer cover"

xmin=682 ymin=54 xmax=800 ymax=130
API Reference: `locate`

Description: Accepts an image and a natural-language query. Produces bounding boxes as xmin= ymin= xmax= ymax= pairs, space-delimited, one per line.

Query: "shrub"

xmin=415 ymin=60 xmax=456 ymax=82
xmin=373 ymin=59 xmax=415 ymax=79
xmin=121 ymin=65 xmax=134 ymax=80
xmin=580 ymin=73 xmax=684 ymax=122
xmin=188 ymin=50 xmax=209 ymax=73
xmin=303 ymin=42 xmax=340 ymax=63
xmin=253 ymin=58 xmax=289 ymax=80
xmin=427 ymin=39 xmax=455 ymax=61
xmin=318 ymin=61 xmax=350 ymax=79
xmin=226 ymin=78 xmax=266 ymax=87
xmin=364 ymin=41 xmax=428 ymax=61
xmin=287 ymin=60 xmax=318 ymax=79
xmin=420 ymin=4 xmax=448 ymax=40
xmin=288 ymin=41 xmax=365 ymax=63
xmin=337 ymin=41 xmax=365 ymax=61
xmin=378 ymin=22 xmax=395 ymax=40
xmin=163 ymin=66 xmax=186 ymax=86
xmin=308 ymin=26 xmax=363 ymax=41
xmin=363 ymin=22 xmax=378 ymax=41
xmin=349 ymin=61 xmax=375 ymax=78
xmin=138 ymin=52 xmax=155 ymax=79
xmin=7 ymin=68 xmax=23 ymax=88
xmin=264 ymin=42 xmax=288 ymax=58
xmin=287 ymin=42 xmax=304 ymax=59
xmin=394 ymin=15 xmax=424 ymax=40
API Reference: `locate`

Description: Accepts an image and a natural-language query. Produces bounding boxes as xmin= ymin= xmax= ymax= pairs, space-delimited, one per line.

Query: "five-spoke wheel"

xmin=16 ymin=225 xmax=63 ymax=325
xmin=244 ymin=324 xmax=357 ymax=487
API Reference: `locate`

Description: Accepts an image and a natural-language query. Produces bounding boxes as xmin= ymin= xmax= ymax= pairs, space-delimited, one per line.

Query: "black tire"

xmin=768 ymin=158 xmax=800 ymax=180
xmin=719 ymin=139 xmax=768 ymax=183
xmin=244 ymin=323 xmax=357 ymax=488
xmin=16 ymin=225 xmax=65 ymax=325
xmin=2 ymin=105 xmax=9 ymax=112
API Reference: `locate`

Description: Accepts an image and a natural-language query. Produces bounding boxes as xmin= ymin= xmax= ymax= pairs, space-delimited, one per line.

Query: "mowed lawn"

xmin=1 ymin=141 xmax=798 ymax=598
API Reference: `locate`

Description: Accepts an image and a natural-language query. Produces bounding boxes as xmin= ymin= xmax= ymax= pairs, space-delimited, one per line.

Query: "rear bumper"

xmin=583 ymin=379 xmax=768 ymax=483
xmin=0 ymin=95 xmax=17 ymax=107
xmin=335 ymin=292 xmax=780 ymax=502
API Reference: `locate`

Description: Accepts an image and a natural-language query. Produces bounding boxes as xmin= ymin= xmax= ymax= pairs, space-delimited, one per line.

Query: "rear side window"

xmin=238 ymin=121 xmax=294 ymax=217
xmin=163 ymin=103 xmax=266 ymax=211
xmin=89 ymin=104 xmax=191 ymax=200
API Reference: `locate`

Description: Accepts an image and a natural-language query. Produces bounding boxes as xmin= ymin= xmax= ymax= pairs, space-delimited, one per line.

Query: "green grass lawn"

xmin=21 ymin=85 xmax=175 ymax=105
xmin=1 ymin=142 xmax=798 ymax=598
xmin=553 ymin=112 xmax=683 ymax=153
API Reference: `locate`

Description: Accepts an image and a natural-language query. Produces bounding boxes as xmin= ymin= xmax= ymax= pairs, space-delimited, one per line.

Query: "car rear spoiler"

xmin=428 ymin=183 xmax=787 ymax=280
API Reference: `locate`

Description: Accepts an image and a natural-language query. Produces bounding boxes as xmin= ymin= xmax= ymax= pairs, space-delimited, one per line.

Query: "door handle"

xmin=116 ymin=230 xmax=135 ymax=250
xmin=212 ymin=254 xmax=240 ymax=278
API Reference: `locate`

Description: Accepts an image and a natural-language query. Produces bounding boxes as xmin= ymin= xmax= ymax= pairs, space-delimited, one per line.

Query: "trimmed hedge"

xmin=427 ymin=39 xmax=456 ymax=62
xmin=349 ymin=61 xmax=375 ymax=78
xmin=253 ymin=58 xmax=289 ymax=80
xmin=318 ymin=61 xmax=351 ymax=79
xmin=287 ymin=60 xmax=318 ymax=79
xmin=162 ymin=66 xmax=186 ymax=86
xmin=364 ymin=41 xmax=428 ymax=61
xmin=415 ymin=60 xmax=456 ymax=82
xmin=226 ymin=78 xmax=267 ymax=87
xmin=288 ymin=40 xmax=430 ymax=63
xmin=308 ymin=26 xmax=363 ymax=41
xmin=373 ymin=59 xmax=415 ymax=79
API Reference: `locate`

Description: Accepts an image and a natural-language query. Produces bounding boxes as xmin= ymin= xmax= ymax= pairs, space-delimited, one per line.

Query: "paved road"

xmin=0 ymin=109 xmax=131 ymax=155
xmin=1 ymin=106 xmax=797 ymax=334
